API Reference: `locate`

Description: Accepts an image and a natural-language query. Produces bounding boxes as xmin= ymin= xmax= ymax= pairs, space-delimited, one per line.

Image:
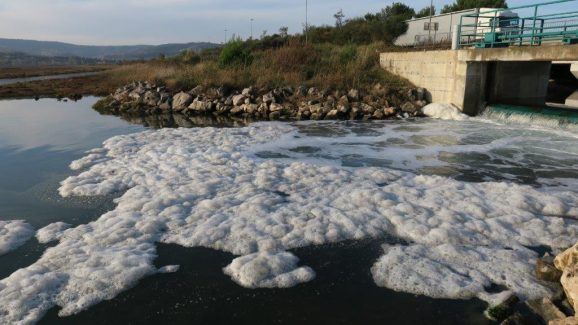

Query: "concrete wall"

xmin=380 ymin=45 xmax=578 ymax=115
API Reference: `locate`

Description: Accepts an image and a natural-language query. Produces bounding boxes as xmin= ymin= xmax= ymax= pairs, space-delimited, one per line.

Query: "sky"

xmin=0 ymin=0 xmax=575 ymax=45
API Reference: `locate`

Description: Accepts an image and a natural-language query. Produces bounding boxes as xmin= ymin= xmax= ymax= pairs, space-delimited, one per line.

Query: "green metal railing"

xmin=456 ymin=0 xmax=578 ymax=49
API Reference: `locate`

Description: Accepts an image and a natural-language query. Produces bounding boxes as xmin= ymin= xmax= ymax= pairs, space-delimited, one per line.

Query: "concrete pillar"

xmin=451 ymin=25 xmax=459 ymax=50
xmin=565 ymin=62 xmax=578 ymax=107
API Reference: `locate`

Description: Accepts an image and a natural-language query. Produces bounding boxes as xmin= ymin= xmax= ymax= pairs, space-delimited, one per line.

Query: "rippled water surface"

xmin=1 ymin=98 xmax=577 ymax=324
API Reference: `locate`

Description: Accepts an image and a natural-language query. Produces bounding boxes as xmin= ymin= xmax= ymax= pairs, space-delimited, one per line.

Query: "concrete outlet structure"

xmin=567 ymin=63 xmax=578 ymax=107
xmin=380 ymin=45 xmax=578 ymax=115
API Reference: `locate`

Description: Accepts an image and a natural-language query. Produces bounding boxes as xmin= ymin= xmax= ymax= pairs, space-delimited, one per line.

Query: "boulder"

xmin=159 ymin=102 xmax=171 ymax=111
xmin=172 ymin=92 xmax=193 ymax=111
xmin=269 ymin=111 xmax=281 ymax=119
xmin=550 ymin=317 xmax=578 ymax=325
xmin=401 ymin=101 xmax=420 ymax=114
xmin=143 ymin=91 xmax=159 ymax=107
xmin=269 ymin=103 xmax=283 ymax=112
xmin=372 ymin=108 xmax=385 ymax=119
xmin=526 ymin=298 xmax=566 ymax=323
xmin=537 ymin=254 xmax=563 ymax=282
xmin=338 ymin=104 xmax=350 ymax=114
xmin=384 ymin=107 xmax=396 ymax=116
xmin=555 ymin=243 xmax=578 ymax=312
xmin=416 ymin=87 xmax=426 ymax=101
xmin=232 ymin=94 xmax=246 ymax=106
xmin=128 ymin=91 xmax=143 ymax=101
xmin=189 ymin=99 xmax=210 ymax=112
xmin=190 ymin=85 xmax=204 ymax=96
xmin=325 ymin=109 xmax=339 ymax=119
xmin=262 ymin=92 xmax=276 ymax=104
xmin=230 ymin=106 xmax=243 ymax=115
xmin=243 ymin=104 xmax=258 ymax=114
xmin=348 ymin=89 xmax=360 ymax=101
xmin=241 ymin=87 xmax=254 ymax=96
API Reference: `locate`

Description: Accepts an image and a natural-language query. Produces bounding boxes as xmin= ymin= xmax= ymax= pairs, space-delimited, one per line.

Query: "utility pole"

xmin=224 ymin=29 xmax=228 ymax=44
xmin=250 ymin=18 xmax=254 ymax=40
xmin=305 ymin=0 xmax=308 ymax=44
xmin=428 ymin=0 xmax=433 ymax=47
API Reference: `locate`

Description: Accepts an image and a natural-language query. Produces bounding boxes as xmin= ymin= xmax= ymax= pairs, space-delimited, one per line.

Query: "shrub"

xmin=339 ymin=45 xmax=357 ymax=64
xmin=218 ymin=38 xmax=253 ymax=67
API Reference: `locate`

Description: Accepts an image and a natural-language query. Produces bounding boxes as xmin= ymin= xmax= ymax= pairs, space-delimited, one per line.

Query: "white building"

xmin=394 ymin=8 xmax=514 ymax=47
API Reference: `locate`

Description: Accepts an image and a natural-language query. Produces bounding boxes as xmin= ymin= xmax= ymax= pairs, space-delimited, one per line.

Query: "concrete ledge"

xmin=380 ymin=45 xmax=578 ymax=114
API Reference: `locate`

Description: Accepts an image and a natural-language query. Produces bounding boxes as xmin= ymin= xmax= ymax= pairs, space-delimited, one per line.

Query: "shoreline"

xmin=94 ymin=81 xmax=429 ymax=121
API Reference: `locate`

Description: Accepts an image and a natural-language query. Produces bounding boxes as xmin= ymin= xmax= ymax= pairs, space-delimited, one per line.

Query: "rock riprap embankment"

xmin=93 ymin=81 xmax=429 ymax=120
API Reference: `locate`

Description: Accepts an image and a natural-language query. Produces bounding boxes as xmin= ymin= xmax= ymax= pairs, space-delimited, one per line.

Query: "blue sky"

xmin=0 ymin=0 xmax=575 ymax=45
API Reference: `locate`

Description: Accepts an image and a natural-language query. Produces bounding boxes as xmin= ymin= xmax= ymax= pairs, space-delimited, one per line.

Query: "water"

xmin=1 ymin=98 xmax=577 ymax=324
xmin=0 ymin=72 xmax=101 ymax=86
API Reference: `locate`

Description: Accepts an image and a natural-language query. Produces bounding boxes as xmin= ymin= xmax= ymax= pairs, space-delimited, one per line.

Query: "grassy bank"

xmin=107 ymin=41 xmax=410 ymax=92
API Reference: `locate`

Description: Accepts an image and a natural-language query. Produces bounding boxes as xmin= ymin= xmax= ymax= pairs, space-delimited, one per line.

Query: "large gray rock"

xmin=232 ymin=94 xmax=246 ymax=106
xmin=172 ymin=92 xmax=193 ymax=111
xmin=269 ymin=103 xmax=283 ymax=112
xmin=143 ymin=91 xmax=159 ymax=107
xmin=348 ymin=89 xmax=360 ymax=101
xmin=263 ymin=92 xmax=276 ymax=104
xmin=189 ymin=99 xmax=210 ymax=112
xmin=401 ymin=101 xmax=420 ymax=114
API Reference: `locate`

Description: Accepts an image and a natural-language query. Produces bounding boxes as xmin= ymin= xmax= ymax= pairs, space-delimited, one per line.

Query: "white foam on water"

xmin=36 ymin=222 xmax=72 ymax=244
xmin=0 ymin=220 xmax=34 ymax=255
xmin=158 ymin=265 xmax=180 ymax=274
xmin=371 ymin=244 xmax=553 ymax=306
xmin=423 ymin=103 xmax=469 ymax=121
xmin=1 ymin=122 xmax=578 ymax=324
xmin=223 ymin=252 xmax=315 ymax=288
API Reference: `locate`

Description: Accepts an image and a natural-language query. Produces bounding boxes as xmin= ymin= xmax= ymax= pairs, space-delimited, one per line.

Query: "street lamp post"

xmin=250 ymin=18 xmax=254 ymax=40
xmin=305 ymin=0 xmax=309 ymax=44
xmin=428 ymin=0 xmax=433 ymax=47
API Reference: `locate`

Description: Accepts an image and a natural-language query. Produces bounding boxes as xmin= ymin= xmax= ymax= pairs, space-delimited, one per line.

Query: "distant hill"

xmin=0 ymin=38 xmax=220 ymax=60
xmin=0 ymin=52 xmax=117 ymax=67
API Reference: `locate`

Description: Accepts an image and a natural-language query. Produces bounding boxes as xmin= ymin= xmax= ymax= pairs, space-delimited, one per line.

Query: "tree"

xmin=380 ymin=2 xmax=415 ymax=20
xmin=441 ymin=0 xmax=507 ymax=14
xmin=378 ymin=2 xmax=415 ymax=43
xmin=334 ymin=9 xmax=345 ymax=28
xmin=279 ymin=26 xmax=289 ymax=38
xmin=415 ymin=6 xmax=436 ymax=18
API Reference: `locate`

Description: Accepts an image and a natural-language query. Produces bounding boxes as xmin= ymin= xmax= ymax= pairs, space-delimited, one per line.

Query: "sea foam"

xmin=423 ymin=103 xmax=469 ymax=121
xmin=1 ymin=122 xmax=577 ymax=324
xmin=0 ymin=220 xmax=34 ymax=255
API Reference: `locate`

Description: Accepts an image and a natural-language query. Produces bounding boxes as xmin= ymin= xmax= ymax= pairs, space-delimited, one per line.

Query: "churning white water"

xmin=1 ymin=108 xmax=578 ymax=324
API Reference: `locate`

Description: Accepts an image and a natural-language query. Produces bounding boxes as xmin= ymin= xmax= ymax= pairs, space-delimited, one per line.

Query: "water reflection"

xmin=94 ymin=110 xmax=257 ymax=129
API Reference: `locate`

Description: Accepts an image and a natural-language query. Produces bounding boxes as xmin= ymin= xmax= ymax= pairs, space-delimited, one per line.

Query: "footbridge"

xmin=381 ymin=0 xmax=578 ymax=115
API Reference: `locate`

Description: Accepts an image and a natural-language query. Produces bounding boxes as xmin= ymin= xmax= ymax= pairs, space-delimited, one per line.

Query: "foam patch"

xmin=36 ymin=222 xmax=72 ymax=244
xmin=423 ymin=103 xmax=468 ymax=121
xmin=1 ymin=122 xmax=577 ymax=324
xmin=371 ymin=244 xmax=552 ymax=306
xmin=223 ymin=252 xmax=315 ymax=288
xmin=0 ymin=220 xmax=34 ymax=255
